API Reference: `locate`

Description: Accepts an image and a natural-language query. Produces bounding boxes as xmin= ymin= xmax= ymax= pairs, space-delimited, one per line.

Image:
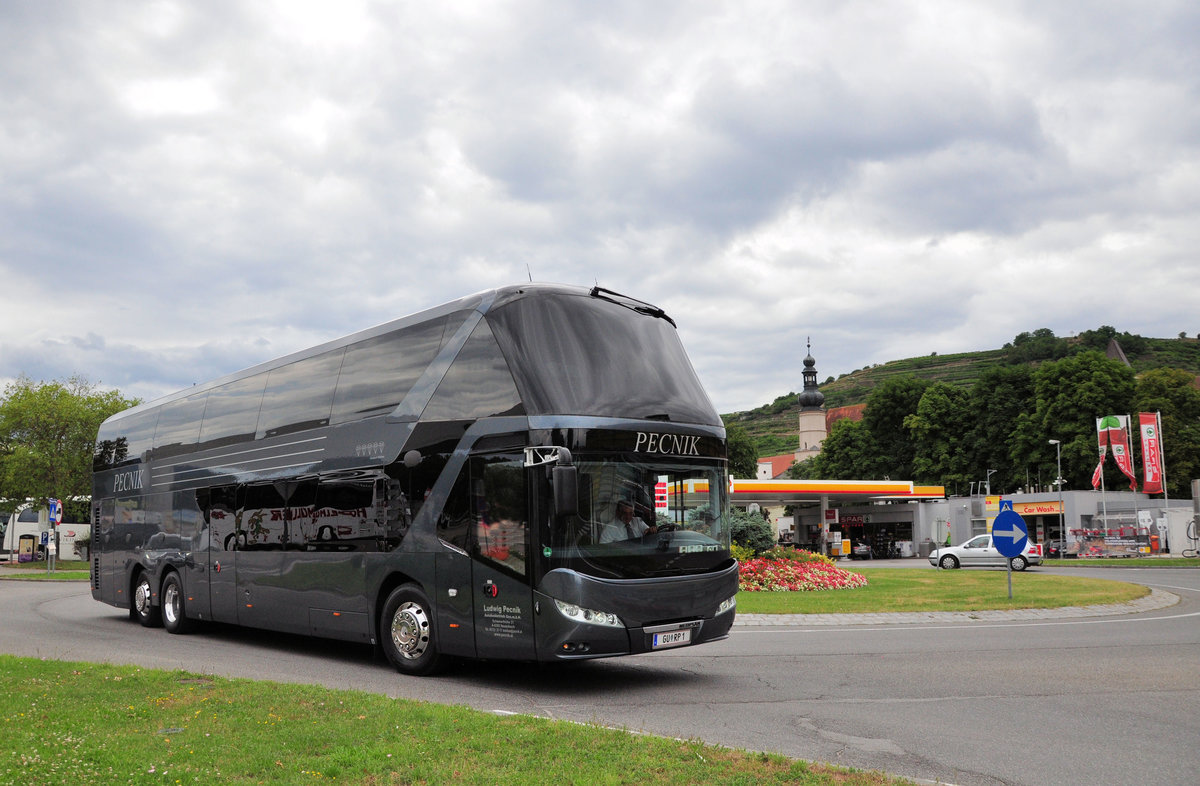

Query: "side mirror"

xmin=552 ymin=450 xmax=578 ymax=519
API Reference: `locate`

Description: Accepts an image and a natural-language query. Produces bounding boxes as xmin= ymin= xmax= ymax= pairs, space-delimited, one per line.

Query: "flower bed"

xmin=738 ymin=555 xmax=869 ymax=592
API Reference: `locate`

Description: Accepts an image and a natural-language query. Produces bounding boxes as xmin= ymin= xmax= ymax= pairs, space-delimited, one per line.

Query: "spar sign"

xmin=1139 ymin=412 xmax=1165 ymax=495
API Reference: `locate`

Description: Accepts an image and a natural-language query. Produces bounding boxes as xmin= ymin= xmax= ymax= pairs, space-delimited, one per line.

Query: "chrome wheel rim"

xmin=163 ymin=581 xmax=181 ymax=625
xmin=134 ymin=578 xmax=152 ymax=617
xmin=390 ymin=602 xmax=430 ymax=660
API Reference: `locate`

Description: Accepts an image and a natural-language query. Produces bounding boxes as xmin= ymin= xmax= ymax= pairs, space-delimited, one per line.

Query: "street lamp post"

xmin=986 ymin=469 xmax=997 ymax=496
xmin=1049 ymin=439 xmax=1064 ymax=561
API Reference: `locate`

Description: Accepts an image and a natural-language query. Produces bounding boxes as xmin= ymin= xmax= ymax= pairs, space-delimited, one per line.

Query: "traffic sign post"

xmin=992 ymin=507 xmax=1029 ymax=599
xmin=47 ymin=498 xmax=63 ymax=574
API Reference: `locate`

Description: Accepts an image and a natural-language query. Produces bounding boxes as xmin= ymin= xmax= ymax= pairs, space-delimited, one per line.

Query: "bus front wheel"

xmin=131 ymin=570 xmax=162 ymax=628
xmin=381 ymin=585 xmax=443 ymax=676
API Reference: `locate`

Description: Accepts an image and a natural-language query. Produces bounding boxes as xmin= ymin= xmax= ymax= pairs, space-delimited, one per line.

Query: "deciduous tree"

xmin=1134 ymin=368 xmax=1200 ymax=498
xmin=906 ymin=382 xmax=971 ymax=490
xmin=861 ymin=376 xmax=929 ymax=479
xmin=805 ymin=418 xmax=876 ymax=479
xmin=725 ymin=423 xmax=762 ymax=479
xmin=0 ymin=376 xmax=137 ymax=517
xmin=1009 ymin=351 xmax=1134 ymax=491
xmin=966 ymin=365 xmax=1035 ymax=494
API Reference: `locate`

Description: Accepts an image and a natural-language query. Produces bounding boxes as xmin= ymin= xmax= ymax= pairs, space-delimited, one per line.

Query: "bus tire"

xmin=131 ymin=570 xmax=162 ymax=628
xmin=381 ymin=584 xmax=443 ymax=676
xmin=161 ymin=572 xmax=195 ymax=634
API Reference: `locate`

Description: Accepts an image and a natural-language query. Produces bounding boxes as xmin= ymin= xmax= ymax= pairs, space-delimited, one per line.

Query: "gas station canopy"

xmin=663 ymin=478 xmax=945 ymax=509
xmin=730 ymin=478 xmax=945 ymax=507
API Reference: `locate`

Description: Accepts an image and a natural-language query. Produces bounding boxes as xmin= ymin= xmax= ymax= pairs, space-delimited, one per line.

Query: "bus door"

xmin=469 ymin=454 xmax=536 ymax=661
xmin=204 ymin=485 xmax=240 ymax=624
xmin=296 ymin=477 xmax=373 ymax=640
xmin=235 ymin=481 xmax=309 ymax=632
xmin=93 ymin=498 xmax=118 ymax=605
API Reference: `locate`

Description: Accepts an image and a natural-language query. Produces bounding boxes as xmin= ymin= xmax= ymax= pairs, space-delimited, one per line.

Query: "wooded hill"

xmin=724 ymin=327 xmax=1200 ymax=458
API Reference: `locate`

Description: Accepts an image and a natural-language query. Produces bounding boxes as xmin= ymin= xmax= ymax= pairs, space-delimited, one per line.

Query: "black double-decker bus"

xmin=91 ymin=285 xmax=737 ymax=674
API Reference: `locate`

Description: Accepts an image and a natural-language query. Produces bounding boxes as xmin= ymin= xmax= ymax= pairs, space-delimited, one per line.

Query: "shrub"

xmin=729 ymin=509 xmax=775 ymax=555
xmin=730 ymin=543 xmax=755 ymax=562
xmin=758 ymin=547 xmax=834 ymax=566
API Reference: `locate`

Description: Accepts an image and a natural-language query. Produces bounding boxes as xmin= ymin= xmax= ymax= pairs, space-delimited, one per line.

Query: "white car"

xmin=928 ymin=534 xmax=1042 ymax=571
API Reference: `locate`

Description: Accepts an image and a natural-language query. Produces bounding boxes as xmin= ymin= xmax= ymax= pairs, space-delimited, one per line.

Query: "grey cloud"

xmin=1 ymin=1 xmax=1198 ymax=414
xmin=1 ymin=330 xmax=278 ymax=404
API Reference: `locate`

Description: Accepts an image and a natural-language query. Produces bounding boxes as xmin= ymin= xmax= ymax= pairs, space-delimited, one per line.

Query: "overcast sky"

xmin=2 ymin=1 xmax=1197 ymax=415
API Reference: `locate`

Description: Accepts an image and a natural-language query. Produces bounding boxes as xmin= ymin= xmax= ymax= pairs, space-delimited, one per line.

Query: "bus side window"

xmin=203 ymin=485 xmax=240 ymax=552
xmin=98 ymin=498 xmax=115 ymax=546
xmin=114 ymin=496 xmax=148 ymax=548
xmin=378 ymin=478 xmax=410 ymax=551
xmin=472 ymin=455 xmax=527 ymax=577
xmin=438 ymin=464 xmax=472 ymax=552
xmin=239 ymin=484 xmax=289 ymax=550
xmin=282 ymin=480 xmax=318 ymax=550
xmin=308 ymin=479 xmax=373 ymax=551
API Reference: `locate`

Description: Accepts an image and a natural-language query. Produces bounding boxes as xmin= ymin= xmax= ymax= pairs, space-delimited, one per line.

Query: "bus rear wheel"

xmin=161 ymin=572 xmax=195 ymax=634
xmin=131 ymin=570 xmax=162 ymax=628
xmin=382 ymin=585 xmax=443 ymax=676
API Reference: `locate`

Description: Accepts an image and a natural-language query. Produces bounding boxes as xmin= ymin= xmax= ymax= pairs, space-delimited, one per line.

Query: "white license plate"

xmin=652 ymin=629 xmax=692 ymax=649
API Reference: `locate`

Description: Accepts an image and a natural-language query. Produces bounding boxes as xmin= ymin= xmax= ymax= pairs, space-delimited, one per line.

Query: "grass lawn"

xmin=1042 ymin=557 xmax=1200 ymax=568
xmin=0 ymin=571 xmax=90 ymax=581
xmin=0 ymin=656 xmax=910 ymax=785
xmin=735 ymin=568 xmax=1146 ymax=615
xmin=0 ymin=559 xmax=89 ymax=581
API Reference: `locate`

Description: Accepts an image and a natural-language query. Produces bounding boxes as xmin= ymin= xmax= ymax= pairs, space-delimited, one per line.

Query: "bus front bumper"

xmin=543 ymin=607 xmax=736 ymax=661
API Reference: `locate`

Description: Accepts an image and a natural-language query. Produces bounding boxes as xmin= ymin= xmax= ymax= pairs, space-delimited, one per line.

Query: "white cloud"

xmin=1 ymin=0 xmax=1198 ymax=413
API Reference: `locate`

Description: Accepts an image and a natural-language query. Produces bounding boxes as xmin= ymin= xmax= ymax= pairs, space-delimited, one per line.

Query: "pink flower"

xmin=737 ymin=556 xmax=868 ymax=592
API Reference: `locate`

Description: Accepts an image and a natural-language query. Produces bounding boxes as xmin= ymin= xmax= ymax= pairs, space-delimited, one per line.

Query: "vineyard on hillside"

xmin=725 ymin=333 xmax=1200 ymax=458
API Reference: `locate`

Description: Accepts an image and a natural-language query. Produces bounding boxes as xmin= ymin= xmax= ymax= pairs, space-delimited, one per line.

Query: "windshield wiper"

xmin=589 ymin=286 xmax=677 ymax=328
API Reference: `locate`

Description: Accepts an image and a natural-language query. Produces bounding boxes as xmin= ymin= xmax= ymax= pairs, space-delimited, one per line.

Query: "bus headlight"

xmin=716 ymin=595 xmax=736 ymax=616
xmin=554 ymin=599 xmax=623 ymax=628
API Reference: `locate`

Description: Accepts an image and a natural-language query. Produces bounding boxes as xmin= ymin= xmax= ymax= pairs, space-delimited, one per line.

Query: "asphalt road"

xmin=2 ymin=565 xmax=1198 ymax=785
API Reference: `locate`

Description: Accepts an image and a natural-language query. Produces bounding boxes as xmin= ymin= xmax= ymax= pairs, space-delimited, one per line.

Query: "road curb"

xmin=733 ymin=587 xmax=1180 ymax=626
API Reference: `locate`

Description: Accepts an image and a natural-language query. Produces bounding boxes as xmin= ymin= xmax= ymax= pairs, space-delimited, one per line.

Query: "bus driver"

xmin=599 ymin=500 xmax=658 ymax=542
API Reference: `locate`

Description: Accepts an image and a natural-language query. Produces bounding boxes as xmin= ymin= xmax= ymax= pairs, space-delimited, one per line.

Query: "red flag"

xmin=1096 ymin=415 xmax=1137 ymax=490
xmin=1091 ymin=429 xmax=1108 ymax=489
xmin=1139 ymin=412 xmax=1164 ymax=495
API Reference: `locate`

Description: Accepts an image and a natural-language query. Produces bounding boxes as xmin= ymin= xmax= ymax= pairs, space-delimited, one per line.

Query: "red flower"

xmin=737 ymin=556 xmax=868 ymax=592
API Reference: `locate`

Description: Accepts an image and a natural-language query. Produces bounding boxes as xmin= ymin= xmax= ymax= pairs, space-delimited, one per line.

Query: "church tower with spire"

xmin=796 ymin=339 xmax=827 ymax=461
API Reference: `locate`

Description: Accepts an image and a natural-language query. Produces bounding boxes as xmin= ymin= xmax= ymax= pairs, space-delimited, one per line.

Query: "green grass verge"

xmin=0 ymin=656 xmax=909 ymax=785
xmin=736 ymin=568 xmax=1146 ymax=614
xmin=0 ymin=560 xmax=89 ymax=581
xmin=0 ymin=560 xmax=88 ymax=570
xmin=1041 ymin=557 xmax=1200 ymax=568
xmin=0 ymin=571 xmax=89 ymax=581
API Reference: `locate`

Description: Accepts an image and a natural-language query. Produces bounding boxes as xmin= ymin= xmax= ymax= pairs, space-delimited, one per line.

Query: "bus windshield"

xmin=487 ymin=291 xmax=721 ymax=426
xmin=542 ymin=457 xmax=732 ymax=581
